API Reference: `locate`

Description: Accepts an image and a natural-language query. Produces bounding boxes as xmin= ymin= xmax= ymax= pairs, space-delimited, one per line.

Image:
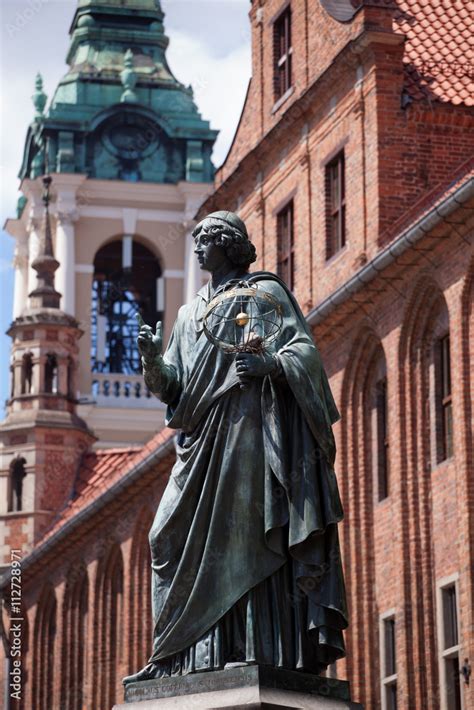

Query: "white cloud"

xmin=166 ymin=29 xmax=251 ymax=168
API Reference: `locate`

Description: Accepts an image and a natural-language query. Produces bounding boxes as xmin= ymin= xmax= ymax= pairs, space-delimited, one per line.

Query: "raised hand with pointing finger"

xmin=135 ymin=314 xmax=179 ymax=402
xmin=136 ymin=313 xmax=163 ymax=363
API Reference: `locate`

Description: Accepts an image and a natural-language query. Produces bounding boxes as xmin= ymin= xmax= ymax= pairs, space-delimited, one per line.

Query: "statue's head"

xmin=192 ymin=211 xmax=257 ymax=271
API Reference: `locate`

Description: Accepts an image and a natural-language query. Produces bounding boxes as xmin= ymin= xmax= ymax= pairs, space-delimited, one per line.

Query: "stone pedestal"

xmin=114 ymin=665 xmax=362 ymax=709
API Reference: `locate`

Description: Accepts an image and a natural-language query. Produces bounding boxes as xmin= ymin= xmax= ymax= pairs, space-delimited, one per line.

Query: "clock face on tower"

xmin=101 ymin=112 xmax=162 ymax=161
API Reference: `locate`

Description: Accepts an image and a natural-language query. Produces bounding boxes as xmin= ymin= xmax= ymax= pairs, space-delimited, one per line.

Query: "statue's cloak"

xmin=148 ymin=272 xmax=348 ymax=668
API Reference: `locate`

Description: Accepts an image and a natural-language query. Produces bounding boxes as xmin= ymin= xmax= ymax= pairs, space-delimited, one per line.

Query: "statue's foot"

xmin=123 ymin=662 xmax=164 ymax=685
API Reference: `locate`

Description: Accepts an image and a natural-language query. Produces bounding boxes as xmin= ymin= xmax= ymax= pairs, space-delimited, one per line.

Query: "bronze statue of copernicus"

xmin=124 ymin=211 xmax=347 ymax=684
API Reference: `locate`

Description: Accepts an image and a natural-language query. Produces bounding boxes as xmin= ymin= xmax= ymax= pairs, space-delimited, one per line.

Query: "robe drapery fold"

xmin=147 ymin=272 xmax=348 ymax=672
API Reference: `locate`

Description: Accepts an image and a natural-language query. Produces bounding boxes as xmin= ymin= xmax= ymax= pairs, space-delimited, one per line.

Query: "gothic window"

xmin=376 ymin=377 xmax=389 ymax=500
xmin=277 ymin=200 xmax=295 ymax=290
xmin=380 ymin=614 xmax=397 ymax=710
xmin=61 ymin=566 xmax=88 ymax=710
xmin=21 ymin=353 xmax=33 ymax=394
xmin=8 ymin=455 xmax=27 ymax=512
xmin=44 ymin=354 xmax=58 ymax=394
xmin=274 ymin=6 xmax=292 ymax=100
xmin=93 ymin=545 xmax=124 ymax=710
xmin=363 ymin=346 xmax=389 ymax=502
xmin=436 ymin=334 xmax=453 ymax=462
xmin=128 ymin=511 xmax=153 ymax=674
xmin=325 ymin=152 xmax=346 ymax=259
xmin=91 ymin=239 xmax=162 ymax=374
xmin=33 ymin=586 xmax=57 ymax=710
xmin=403 ymin=285 xmax=452 ymax=470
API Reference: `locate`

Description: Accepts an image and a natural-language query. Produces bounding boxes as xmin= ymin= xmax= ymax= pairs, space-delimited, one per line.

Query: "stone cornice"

xmin=7 ymin=309 xmax=81 ymax=335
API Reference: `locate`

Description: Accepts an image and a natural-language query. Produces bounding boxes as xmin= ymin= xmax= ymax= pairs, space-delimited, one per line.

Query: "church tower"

xmin=0 ymin=176 xmax=95 ymax=564
xmin=4 ymin=0 xmax=217 ymax=446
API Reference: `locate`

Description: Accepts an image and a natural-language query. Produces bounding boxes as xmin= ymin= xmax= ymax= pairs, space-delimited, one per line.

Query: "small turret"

xmin=0 ymin=176 xmax=95 ymax=559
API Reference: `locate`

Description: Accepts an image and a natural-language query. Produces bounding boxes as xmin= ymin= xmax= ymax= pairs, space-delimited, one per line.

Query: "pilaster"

xmin=22 ymin=178 xmax=45 ymax=305
xmin=178 ymin=181 xmax=212 ymax=304
xmin=4 ymin=219 xmax=30 ymax=320
xmin=53 ymin=173 xmax=86 ymax=316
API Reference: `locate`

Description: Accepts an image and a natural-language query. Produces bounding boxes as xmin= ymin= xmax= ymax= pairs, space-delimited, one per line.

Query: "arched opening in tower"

xmin=44 ymin=354 xmax=59 ymax=394
xmin=8 ymin=455 xmax=27 ymax=512
xmin=91 ymin=238 xmax=162 ymax=375
xmin=21 ymin=352 xmax=34 ymax=394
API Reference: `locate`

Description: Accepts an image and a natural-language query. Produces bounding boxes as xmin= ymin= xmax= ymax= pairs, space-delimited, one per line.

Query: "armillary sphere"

xmin=202 ymin=282 xmax=283 ymax=355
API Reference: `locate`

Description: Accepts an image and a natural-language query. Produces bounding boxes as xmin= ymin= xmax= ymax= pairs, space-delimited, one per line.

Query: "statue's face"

xmin=194 ymin=227 xmax=230 ymax=273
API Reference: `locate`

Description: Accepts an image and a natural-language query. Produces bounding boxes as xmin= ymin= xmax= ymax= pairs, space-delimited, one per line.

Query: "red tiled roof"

xmin=41 ymin=428 xmax=175 ymax=542
xmin=393 ymin=0 xmax=473 ymax=106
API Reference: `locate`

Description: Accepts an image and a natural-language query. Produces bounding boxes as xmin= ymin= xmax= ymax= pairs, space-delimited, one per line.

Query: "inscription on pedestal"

xmin=124 ymin=665 xmax=351 ymax=703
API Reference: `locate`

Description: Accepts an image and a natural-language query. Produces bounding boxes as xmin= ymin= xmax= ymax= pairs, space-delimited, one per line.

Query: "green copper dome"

xmin=20 ymin=0 xmax=217 ymax=184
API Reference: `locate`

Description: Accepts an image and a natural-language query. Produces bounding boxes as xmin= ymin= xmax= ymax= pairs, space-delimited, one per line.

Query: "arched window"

xmin=21 ymin=353 xmax=33 ymax=394
xmin=368 ymin=353 xmax=389 ymax=501
xmin=44 ymin=353 xmax=58 ymax=394
xmin=8 ymin=455 xmax=27 ymax=512
xmin=128 ymin=510 xmax=153 ymax=674
xmin=67 ymin=356 xmax=75 ymax=398
xmin=61 ymin=566 xmax=88 ymax=710
xmin=397 ymin=279 xmax=449 ymax=704
xmin=340 ymin=328 xmax=384 ymax=708
xmin=92 ymin=545 xmax=124 ymax=710
xmin=91 ymin=239 xmax=162 ymax=374
xmin=33 ymin=586 xmax=57 ymax=710
xmin=435 ymin=332 xmax=453 ymax=462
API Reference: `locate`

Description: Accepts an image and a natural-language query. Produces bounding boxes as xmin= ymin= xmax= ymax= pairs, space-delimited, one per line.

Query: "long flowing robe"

xmin=145 ymin=271 xmax=348 ymax=675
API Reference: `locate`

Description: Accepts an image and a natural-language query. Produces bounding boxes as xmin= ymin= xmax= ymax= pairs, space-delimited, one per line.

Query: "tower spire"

xmin=28 ymin=176 xmax=61 ymax=309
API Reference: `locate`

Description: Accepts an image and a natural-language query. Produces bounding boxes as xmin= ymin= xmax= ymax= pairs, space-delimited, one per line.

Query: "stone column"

xmin=27 ymin=216 xmax=43 ymax=302
xmin=52 ymin=174 xmax=86 ymax=316
xmin=177 ymin=181 xmax=212 ymax=304
xmin=55 ymin=209 xmax=78 ymax=315
xmin=22 ymin=177 xmax=44 ymax=304
xmin=183 ymin=220 xmax=203 ymax=304
xmin=12 ymin=232 xmax=29 ymax=319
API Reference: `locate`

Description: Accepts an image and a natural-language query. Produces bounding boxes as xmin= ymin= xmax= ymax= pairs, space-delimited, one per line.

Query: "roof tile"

xmin=394 ymin=0 xmax=473 ymax=106
xmin=41 ymin=428 xmax=175 ymax=542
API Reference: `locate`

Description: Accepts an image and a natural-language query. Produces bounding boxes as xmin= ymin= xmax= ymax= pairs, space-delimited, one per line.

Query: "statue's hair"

xmin=192 ymin=216 xmax=257 ymax=269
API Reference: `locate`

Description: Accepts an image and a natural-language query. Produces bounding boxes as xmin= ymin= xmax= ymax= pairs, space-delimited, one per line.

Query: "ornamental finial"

xmin=32 ymin=73 xmax=47 ymax=119
xmin=29 ymin=175 xmax=61 ymax=310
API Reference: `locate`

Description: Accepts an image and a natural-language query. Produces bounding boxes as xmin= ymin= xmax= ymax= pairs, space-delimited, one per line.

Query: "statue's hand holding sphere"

xmin=235 ymin=351 xmax=279 ymax=381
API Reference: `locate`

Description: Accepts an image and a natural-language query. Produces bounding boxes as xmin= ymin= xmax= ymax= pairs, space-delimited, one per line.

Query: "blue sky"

xmin=0 ymin=0 xmax=251 ymax=413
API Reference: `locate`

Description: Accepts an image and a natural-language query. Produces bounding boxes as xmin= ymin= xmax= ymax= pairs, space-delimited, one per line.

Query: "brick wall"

xmin=197 ymin=2 xmax=474 ymax=708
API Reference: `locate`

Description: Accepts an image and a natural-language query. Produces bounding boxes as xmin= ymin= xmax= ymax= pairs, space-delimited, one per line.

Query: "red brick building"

xmin=1 ymin=2 xmax=473 ymax=710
